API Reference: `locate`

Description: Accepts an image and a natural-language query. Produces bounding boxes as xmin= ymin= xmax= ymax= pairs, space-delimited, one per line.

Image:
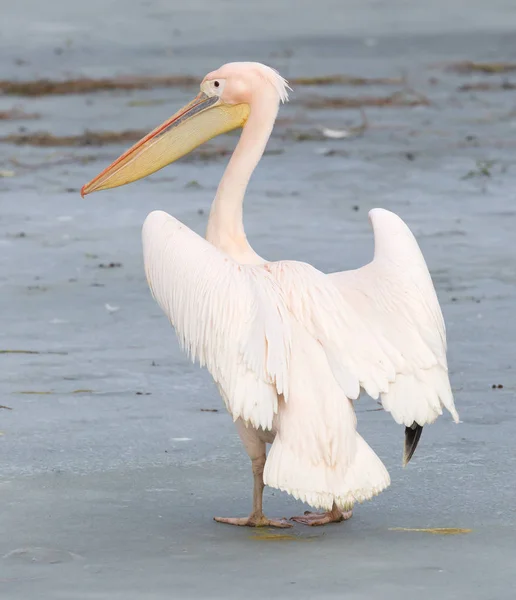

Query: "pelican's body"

xmin=82 ymin=62 xmax=459 ymax=527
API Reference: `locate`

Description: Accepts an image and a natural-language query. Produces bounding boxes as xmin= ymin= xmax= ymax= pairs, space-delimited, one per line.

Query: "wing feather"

xmin=329 ymin=208 xmax=459 ymax=426
xmin=142 ymin=210 xmax=292 ymax=430
xmin=266 ymin=209 xmax=458 ymax=428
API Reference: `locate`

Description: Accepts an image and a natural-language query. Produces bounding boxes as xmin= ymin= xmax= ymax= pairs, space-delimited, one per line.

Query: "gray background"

xmin=1 ymin=1 xmax=515 ymax=598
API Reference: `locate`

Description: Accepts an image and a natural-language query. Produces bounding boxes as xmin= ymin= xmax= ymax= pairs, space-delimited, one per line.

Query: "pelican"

xmin=82 ymin=62 xmax=459 ymax=528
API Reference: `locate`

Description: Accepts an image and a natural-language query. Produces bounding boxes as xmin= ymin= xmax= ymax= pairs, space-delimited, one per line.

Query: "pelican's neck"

xmin=205 ymin=89 xmax=279 ymax=261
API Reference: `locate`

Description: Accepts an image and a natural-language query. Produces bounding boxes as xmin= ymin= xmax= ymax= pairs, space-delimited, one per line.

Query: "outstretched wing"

xmin=141 ymin=210 xmax=292 ymax=430
xmin=329 ymin=208 xmax=459 ymax=429
xmin=267 ymin=209 xmax=458 ymax=465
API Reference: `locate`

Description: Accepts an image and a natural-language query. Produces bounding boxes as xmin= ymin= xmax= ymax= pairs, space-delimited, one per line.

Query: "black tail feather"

xmin=403 ymin=423 xmax=423 ymax=466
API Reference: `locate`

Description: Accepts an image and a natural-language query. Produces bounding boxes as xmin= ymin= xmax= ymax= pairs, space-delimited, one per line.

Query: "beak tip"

xmin=80 ymin=184 xmax=88 ymax=198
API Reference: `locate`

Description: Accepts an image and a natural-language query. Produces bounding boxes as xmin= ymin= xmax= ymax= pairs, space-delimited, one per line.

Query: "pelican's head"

xmin=81 ymin=62 xmax=290 ymax=196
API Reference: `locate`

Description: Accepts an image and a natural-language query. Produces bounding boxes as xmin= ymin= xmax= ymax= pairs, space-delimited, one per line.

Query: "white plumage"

xmin=83 ymin=61 xmax=459 ymax=527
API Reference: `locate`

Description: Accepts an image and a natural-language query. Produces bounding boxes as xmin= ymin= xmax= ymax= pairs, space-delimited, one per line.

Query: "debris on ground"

xmin=302 ymin=89 xmax=429 ymax=109
xmin=321 ymin=127 xmax=351 ymax=139
xmin=321 ymin=109 xmax=368 ymax=139
xmin=0 ymin=108 xmax=40 ymax=120
xmin=458 ymin=81 xmax=516 ymax=92
xmin=290 ymin=75 xmax=404 ymax=86
xmin=0 ymin=75 xmax=199 ymax=96
xmin=0 ymin=349 xmax=67 ymax=355
xmin=0 ymin=130 xmax=147 ymax=147
xmin=9 ymin=155 xmax=100 ymax=169
xmin=445 ymin=61 xmax=516 ymax=74
xmin=462 ymin=160 xmax=495 ymax=180
xmin=105 ymin=304 xmax=120 ymax=313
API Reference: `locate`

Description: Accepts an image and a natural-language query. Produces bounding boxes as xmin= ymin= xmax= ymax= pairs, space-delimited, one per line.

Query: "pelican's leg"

xmin=214 ymin=424 xmax=291 ymax=528
xmin=290 ymin=502 xmax=353 ymax=526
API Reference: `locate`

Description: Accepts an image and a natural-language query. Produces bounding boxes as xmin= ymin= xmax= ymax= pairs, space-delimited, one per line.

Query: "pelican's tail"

xmin=263 ymin=323 xmax=390 ymax=510
xmin=265 ymin=430 xmax=390 ymax=511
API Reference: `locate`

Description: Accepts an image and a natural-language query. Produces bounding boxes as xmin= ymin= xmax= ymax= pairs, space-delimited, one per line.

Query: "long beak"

xmin=81 ymin=92 xmax=249 ymax=196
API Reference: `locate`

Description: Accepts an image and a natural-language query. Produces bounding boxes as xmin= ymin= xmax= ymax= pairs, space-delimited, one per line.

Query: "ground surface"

xmin=1 ymin=1 xmax=516 ymax=598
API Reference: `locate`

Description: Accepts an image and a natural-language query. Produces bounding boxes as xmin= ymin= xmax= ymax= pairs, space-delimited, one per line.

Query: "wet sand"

xmin=1 ymin=1 xmax=516 ymax=598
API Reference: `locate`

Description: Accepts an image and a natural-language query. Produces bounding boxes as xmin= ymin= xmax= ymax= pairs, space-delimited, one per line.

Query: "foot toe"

xmin=290 ymin=509 xmax=352 ymax=527
xmin=214 ymin=516 xmax=293 ymax=528
xmin=213 ymin=517 xmax=250 ymax=526
xmin=290 ymin=514 xmax=328 ymax=526
xmin=266 ymin=518 xmax=293 ymax=529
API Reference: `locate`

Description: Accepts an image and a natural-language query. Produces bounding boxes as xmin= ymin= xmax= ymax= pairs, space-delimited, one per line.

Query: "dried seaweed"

xmin=301 ymin=90 xmax=429 ymax=109
xmin=458 ymin=81 xmax=516 ymax=92
xmin=0 ymin=108 xmax=39 ymax=120
xmin=0 ymin=75 xmax=198 ymax=96
xmin=0 ymin=349 xmax=67 ymax=355
xmin=290 ymin=75 xmax=403 ymax=86
xmin=1 ymin=130 xmax=147 ymax=147
xmin=446 ymin=61 xmax=516 ymax=74
xmin=10 ymin=155 xmax=100 ymax=170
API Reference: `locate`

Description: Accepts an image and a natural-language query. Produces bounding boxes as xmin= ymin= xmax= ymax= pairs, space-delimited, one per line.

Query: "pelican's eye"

xmin=209 ymin=79 xmax=225 ymax=96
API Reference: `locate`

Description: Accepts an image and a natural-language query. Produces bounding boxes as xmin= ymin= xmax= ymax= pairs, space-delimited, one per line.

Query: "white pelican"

xmin=82 ymin=62 xmax=459 ymax=528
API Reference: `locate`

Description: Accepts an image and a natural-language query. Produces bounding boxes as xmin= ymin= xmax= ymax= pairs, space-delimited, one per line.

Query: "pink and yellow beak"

xmin=81 ymin=92 xmax=249 ymax=197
